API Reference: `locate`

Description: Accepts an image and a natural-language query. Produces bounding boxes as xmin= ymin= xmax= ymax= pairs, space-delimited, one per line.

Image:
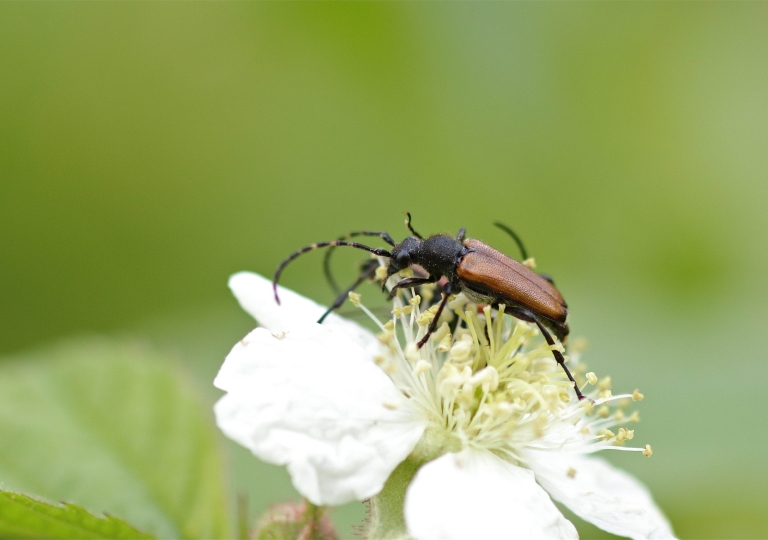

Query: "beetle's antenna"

xmin=493 ymin=222 xmax=529 ymax=261
xmin=274 ymin=241 xmax=392 ymax=304
xmin=404 ymin=212 xmax=423 ymax=239
xmin=322 ymin=231 xmax=395 ymax=294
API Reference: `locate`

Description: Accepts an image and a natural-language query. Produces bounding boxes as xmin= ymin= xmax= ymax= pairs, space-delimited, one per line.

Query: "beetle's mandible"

xmin=272 ymin=215 xmax=584 ymax=400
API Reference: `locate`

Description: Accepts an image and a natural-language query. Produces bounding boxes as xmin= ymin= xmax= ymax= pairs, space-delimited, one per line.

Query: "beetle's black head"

xmin=386 ymin=236 xmax=421 ymax=278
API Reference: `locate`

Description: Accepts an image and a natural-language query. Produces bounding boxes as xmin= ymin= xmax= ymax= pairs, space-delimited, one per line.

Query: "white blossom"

xmin=214 ymin=271 xmax=675 ymax=539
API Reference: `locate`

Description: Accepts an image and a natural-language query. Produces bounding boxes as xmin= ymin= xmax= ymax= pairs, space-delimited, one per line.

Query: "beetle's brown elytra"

xmin=457 ymin=239 xmax=569 ymax=342
xmin=272 ymin=216 xmax=585 ymax=400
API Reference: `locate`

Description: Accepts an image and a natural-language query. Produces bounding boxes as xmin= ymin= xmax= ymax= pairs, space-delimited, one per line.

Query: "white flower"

xmin=214 ymin=272 xmax=675 ymax=540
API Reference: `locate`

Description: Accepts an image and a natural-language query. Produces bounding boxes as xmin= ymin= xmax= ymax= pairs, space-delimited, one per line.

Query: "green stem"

xmin=303 ymin=499 xmax=323 ymax=540
xmin=366 ymin=428 xmax=460 ymax=540
xmin=367 ymin=457 xmax=423 ymax=540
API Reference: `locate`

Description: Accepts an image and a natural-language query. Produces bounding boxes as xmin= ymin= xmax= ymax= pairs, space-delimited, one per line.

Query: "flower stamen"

xmin=347 ymin=275 xmax=651 ymax=462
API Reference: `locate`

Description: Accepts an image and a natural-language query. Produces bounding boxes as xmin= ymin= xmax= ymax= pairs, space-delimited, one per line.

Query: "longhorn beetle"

xmin=273 ymin=215 xmax=584 ymax=400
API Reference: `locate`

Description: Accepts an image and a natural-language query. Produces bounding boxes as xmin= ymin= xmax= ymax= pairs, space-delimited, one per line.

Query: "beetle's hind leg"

xmin=521 ymin=311 xmax=586 ymax=401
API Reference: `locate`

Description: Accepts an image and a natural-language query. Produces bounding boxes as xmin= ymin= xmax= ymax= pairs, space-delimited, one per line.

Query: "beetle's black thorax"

xmin=412 ymin=235 xmax=467 ymax=283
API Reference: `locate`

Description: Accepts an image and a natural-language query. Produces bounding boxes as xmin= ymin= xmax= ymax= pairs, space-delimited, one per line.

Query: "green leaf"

xmin=0 ymin=339 xmax=231 ymax=539
xmin=0 ymin=489 xmax=153 ymax=539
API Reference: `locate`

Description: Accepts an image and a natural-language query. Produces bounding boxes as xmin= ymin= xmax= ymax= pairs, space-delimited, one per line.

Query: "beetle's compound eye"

xmin=394 ymin=250 xmax=410 ymax=269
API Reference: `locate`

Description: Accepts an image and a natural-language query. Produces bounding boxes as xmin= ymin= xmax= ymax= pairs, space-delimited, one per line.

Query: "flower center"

xmin=351 ymin=271 xmax=651 ymax=462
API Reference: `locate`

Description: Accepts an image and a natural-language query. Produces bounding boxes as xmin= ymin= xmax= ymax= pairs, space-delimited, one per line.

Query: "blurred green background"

xmin=2 ymin=3 xmax=767 ymax=538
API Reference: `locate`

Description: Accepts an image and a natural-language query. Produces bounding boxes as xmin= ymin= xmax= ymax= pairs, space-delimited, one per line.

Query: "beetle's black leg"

xmin=388 ymin=276 xmax=437 ymax=300
xmin=323 ymin=231 xmax=395 ymax=294
xmin=456 ymin=228 xmax=467 ymax=243
xmin=318 ymin=260 xmax=379 ymax=323
xmin=417 ymin=282 xmax=453 ymax=349
xmin=529 ymin=314 xmax=586 ymax=401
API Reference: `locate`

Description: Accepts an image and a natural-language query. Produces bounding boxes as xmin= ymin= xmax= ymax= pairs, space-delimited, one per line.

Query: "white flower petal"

xmin=228 ymin=271 xmax=380 ymax=353
xmin=405 ymin=449 xmax=577 ymax=540
xmin=525 ymin=450 xmax=675 ymax=540
xmin=213 ymin=323 xmax=427 ymax=506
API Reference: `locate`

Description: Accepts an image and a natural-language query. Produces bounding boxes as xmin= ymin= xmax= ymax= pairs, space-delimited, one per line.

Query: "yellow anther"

xmin=377 ymin=331 xmax=394 ymax=344
xmin=599 ymin=389 xmax=612 ymax=399
xmin=409 ymin=295 xmax=422 ymax=306
xmin=643 ymin=444 xmax=653 ymax=457
xmin=402 ymin=305 xmax=414 ymax=315
xmin=523 ymin=257 xmax=537 ymax=269
xmin=382 ymin=400 xmax=399 ymax=410
xmin=598 ymin=429 xmax=615 ymax=440
xmin=614 ymin=410 xmax=625 ymax=422
xmin=580 ymin=399 xmax=594 ymax=413
xmin=428 ymin=304 xmax=441 ymax=314
xmin=391 ymin=306 xmax=404 ymax=317
xmin=375 ymin=265 xmax=388 ymax=281
xmin=416 ymin=310 xmax=435 ymax=327
xmin=374 ymin=356 xmax=386 ymax=366
xmin=438 ymin=332 xmax=453 ymax=352
xmin=448 ymin=294 xmax=468 ymax=311
xmin=625 ymin=429 xmax=635 ymax=440
xmin=413 ymin=360 xmax=432 ymax=377
xmin=567 ymin=468 xmax=577 ymax=479
xmin=586 ymin=372 xmax=598 ymax=385
xmin=432 ymin=322 xmax=450 ymax=343
xmin=598 ymin=376 xmax=612 ymax=391
xmin=597 ymin=405 xmax=610 ymax=418
xmin=616 ymin=428 xmax=627 ymax=442
xmin=549 ymin=342 xmax=565 ymax=353
xmin=348 ymin=292 xmax=361 ymax=307
xmin=383 ymin=320 xmax=395 ymax=331
xmin=632 ymin=389 xmax=644 ymax=401
xmin=470 ymin=366 xmax=499 ymax=393
xmin=449 ymin=337 xmax=473 ymax=363
xmin=629 ymin=411 xmax=641 ymax=423
xmin=399 ymin=268 xmax=414 ymax=278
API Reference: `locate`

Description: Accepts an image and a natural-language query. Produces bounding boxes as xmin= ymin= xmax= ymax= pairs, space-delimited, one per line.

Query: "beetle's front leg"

xmin=388 ymin=276 xmax=438 ymax=300
xmin=416 ymin=282 xmax=453 ymax=349
xmin=318 ymin=260 xmax=379 ymax=324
